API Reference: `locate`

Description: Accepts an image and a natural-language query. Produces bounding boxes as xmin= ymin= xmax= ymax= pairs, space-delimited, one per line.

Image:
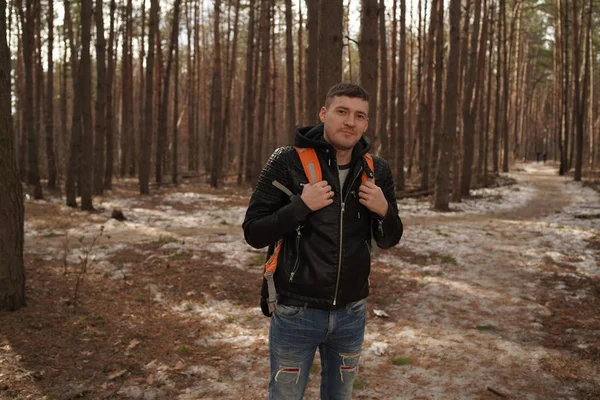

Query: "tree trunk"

xmin=560 ymin=0 xmax=569 ymax=175
xmin=377 ymin=0 xmax=388 ymax=159
xmin=240 ymin=0 xmax=256 ymax=185
xmin=460 ymin=0 xmax=482 ymax=196
xmin=359 ymin=0 xmax=378 ymax=141
xmin=318 ymin=0 xmax=343 ymax=109
xmin=252 ymin=0 xmax=271 ymax=181
xmin=93 ymin=0 xmax=106 ymax=196
xmin=172 ymin=12 xmax=180 ymax=185
xmin=140 ymin=0 xmax=158 ymax=194
xmin=285 ymin=0 xmax=296 ymax=145
xmin=417 ymin=0 xmax=438 ymax=190
xmin=222 ymin=0 xmax=240 ymax=172
xmin=46 ymin=0 xmax=57 ymax=189
xmin=0 ymin=0 xmax=26 ymax=311
xmin=19 ymin=0 xmax=43 ymax=199
xmin=209 ymin=0 xmax=223 ymax=188
xmin=104 ymin=0 xmax=116 ymax=190
xmin=492 ymin=0 xmax=502 ymax=174
xmin=433 ymin=0 xmax=460 ymax=211
xmin=79 ymin=0 xmax=94 ymax=210
xmin=120 ymin=0 xmax=133 ymax=178
xmin=297 ymin=1 xmax=304 ymax=127
xmin=388 ymin=0 xmax=397 ymax=171
xmin=158 ymin=0 xmax=181 ymax=186
xmin=304 ymin=0 xmax=319 ymax=125
xmin=395 ymin=0 xmax=406 ymax=190
xmin=64 ymin=0 xmax=81 ymax=207
xmin=429 ymin=0 xmax=443 ymax=183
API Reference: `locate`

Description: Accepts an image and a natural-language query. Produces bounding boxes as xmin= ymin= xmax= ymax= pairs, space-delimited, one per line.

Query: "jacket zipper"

xmin=288 ymin=225 xmax=303 ymax=282
xmin=333 ymin=167 xmax=363 ymax=306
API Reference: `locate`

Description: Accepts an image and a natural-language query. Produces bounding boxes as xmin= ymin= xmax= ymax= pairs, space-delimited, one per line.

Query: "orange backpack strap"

xmin=264 ymin=240 xmax=283 ymax=314
xmin=294 ymin=147 xmax=322 ymax=185
xmin=362 ymin=153 xmax=375 ymax=184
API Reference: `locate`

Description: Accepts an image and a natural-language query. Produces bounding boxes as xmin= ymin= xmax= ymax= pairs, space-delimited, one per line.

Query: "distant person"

xmin=535 ymin=152 xmax=541 ymax=163
xmin=543 ymin=152 xmax=547 ymax=163
xmin=243 ymin=83 xmax=403 ymax=399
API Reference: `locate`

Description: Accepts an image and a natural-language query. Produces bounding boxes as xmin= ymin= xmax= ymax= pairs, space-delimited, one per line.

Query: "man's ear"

xmin=319 ymin=107 xmax=327 ymax=123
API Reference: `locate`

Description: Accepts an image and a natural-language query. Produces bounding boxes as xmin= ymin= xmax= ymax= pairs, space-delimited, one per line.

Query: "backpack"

xmin=260 ymin=147 xmax=375 ymax=317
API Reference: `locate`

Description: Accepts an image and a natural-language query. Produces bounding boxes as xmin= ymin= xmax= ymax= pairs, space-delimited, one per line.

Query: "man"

xmin=243 ymin=83 xmax=403 ymax=399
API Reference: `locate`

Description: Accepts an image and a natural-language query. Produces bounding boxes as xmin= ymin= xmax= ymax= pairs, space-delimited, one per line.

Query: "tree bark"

xmin=19 ymin=0 xmax=43 ymax=199
xmin=46 ymin=0 xmax=57 ymax=189
xmin=120 ymin=0 xmax=133 ymax=178
xmin=240 ymin=0 xmax=256 ymax=185
xmin=285 ymin=0 xmax=296 ymax=145
xmin=304 ymin=0 xmax=319 ymax=125
xmin=209 ymin=0 xmax=223 ymax=188
xmin=0 ymin=0 xmax=26 ymax=311
xmin=395 ymin=0 xmax=406 ymax=191
xmin=104 ymin=0 xmax=116 ymax=190
xmin=417 ymin=0 xmax=438 ymax=190
xmin=359 ymin=0 xmax=378 ymax=141
xmin=460 ymin=0 xmax=482 ymax=196
xmin=252 ymin=0 xmax=271 ymax=181
xmin=157 ymin=0 xmax=181 ymax=186
xmin=318 ymin=0 xmax=343 ymax=109
xmin=433 ymin=0 xmax=460 ymax=211
xmin=377 ymin=0 xmax=388 ymax=159
xmin=93 ymin=0 xmax=106 ymax=196
xmin=140 ymin=0 xmax=158 ymax=194
xmin=79 ymin=0 xmax=94 ymax=210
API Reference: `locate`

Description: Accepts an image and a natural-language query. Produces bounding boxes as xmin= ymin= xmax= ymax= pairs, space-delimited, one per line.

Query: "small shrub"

xmin=392 ymin=356 xmax=411 ymax=366
xmin=176 ymin=345 xmax=191 ymax=355
xmin=476 ymin=324 xmax=496 ymax=331
xmin=441 ymin=255 xmax=457 ymax=265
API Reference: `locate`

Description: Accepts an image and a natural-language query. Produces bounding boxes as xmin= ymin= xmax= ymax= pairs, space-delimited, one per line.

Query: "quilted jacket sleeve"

xmin=242 ymin=147 xmax=313 ymax=249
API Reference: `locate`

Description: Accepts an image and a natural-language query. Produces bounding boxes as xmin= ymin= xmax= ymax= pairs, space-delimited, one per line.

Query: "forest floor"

xmin=1 ymin=161 xmax=600 ymax=400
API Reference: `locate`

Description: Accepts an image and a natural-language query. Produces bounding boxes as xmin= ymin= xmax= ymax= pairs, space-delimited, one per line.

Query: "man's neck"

xmin=336 ymin=149 xmax=352 ymax=166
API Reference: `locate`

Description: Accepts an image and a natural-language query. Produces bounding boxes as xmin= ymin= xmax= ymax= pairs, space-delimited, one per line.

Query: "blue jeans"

xmin=268 ymin=299 xmax=367 ymax=400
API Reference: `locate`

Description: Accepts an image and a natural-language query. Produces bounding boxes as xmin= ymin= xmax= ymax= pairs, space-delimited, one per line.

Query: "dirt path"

xmin=3 ymin=163 xmax=599 ymax=400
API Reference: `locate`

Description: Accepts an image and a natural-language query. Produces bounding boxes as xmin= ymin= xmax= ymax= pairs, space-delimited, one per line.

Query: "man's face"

xmin=319 ymin=96 xmax=369 ymax=152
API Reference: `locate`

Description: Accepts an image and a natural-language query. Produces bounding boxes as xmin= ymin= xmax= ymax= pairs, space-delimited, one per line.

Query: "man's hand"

xmin=301 ymin=180 xmax=334 ymax=211
xmin=358 ymin=181 xmax=388 ymax=217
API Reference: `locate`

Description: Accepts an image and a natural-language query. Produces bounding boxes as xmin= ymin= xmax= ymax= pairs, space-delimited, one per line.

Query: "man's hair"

xmin=324 ymin=83 xmax=369 ymax=107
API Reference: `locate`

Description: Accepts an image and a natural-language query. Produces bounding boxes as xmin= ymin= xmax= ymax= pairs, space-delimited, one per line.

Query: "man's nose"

xmin=344 ymin=114 xmax=356 ymax=127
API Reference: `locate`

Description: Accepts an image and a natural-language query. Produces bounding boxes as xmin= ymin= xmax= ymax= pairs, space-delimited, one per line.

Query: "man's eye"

xmin=337 ymin=110 xmax=346 ymax=115
xmin=357 ymin=115 xmax=366 ymax=120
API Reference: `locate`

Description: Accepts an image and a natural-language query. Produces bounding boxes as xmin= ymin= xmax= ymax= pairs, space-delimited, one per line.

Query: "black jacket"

xmin=243 ymin=125 xmax=403 ymax=308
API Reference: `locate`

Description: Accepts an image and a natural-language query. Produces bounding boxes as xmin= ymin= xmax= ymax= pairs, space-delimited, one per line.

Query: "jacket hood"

xmin=294 ymin=124 xmax=371 ymax=164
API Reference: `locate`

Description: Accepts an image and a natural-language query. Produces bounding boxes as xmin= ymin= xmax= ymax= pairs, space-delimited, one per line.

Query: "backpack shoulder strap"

xmin=362 ymin=152 xmax=375 ymax=184
xmin=294 ymin=147 xmax=322 ymax=185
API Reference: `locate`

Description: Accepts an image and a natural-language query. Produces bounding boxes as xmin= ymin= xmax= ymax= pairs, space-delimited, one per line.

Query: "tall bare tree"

xmin=0 ymin=0 xmax=26 ymax=311
xmin=120 ymin=0 xmax=133 ymax=178
xmin=317 ymin=0 xmax=343 ymax=109
xmin=378 ymin=0 xmax=388 ymax=158
xmin=93 ymin=0 xmax=107 ymax=195
xmin=240 ymin=0 xmax=256 ymax=185
xmin=18 ymin=0 xmax=43 ymax=199
xmin=64 ymin=0 xmax=81 ymax=207
xmin=304 ymin=0 xmax=319 ymax=124
xmin=157 ymin=0 xmax=181 ymax=186
xmin=46 ymin=0 xmax=57 ymax=189
xmin=359 ymin=0 xmax=378 ymax=140
xmin=460 ymin=0 xmax=482 ymax=196
xmin=80 ymin=0 xmax=94 ymax=210
xmin=434 ymin=0 xmax=460 ymax=210
xmin=209 ymin=0 xmax=223 ymax=187
xmin=395 ymin=0 xmax=406 ymax=190
xmin=104 ymin=0 xmax=117 ymax=190
xmin=140 ymin=0 xmax=158 ymax=194
xmin=285 ymin=0 xmax=296 ymax=145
